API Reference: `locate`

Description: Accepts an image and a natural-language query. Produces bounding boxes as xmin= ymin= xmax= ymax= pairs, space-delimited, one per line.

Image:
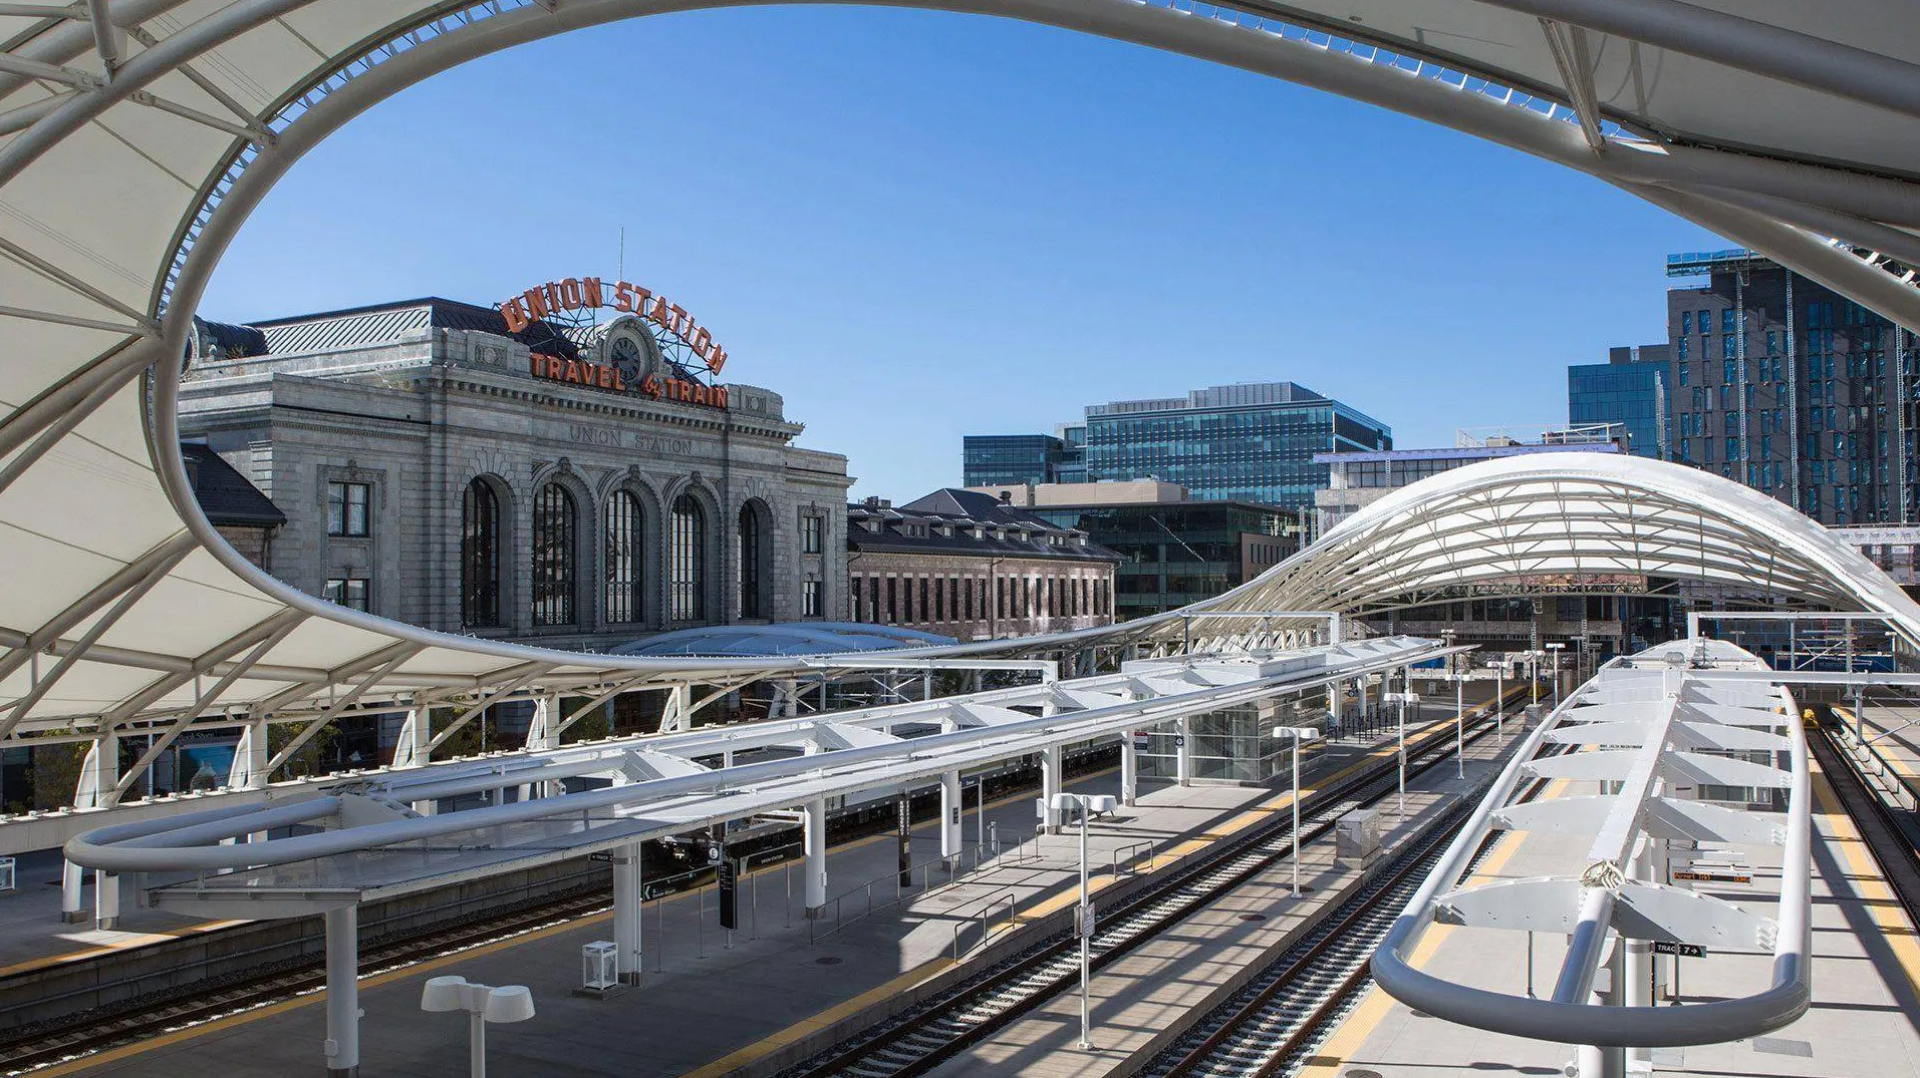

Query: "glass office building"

xmin=1661 ymin=249 xmax=1919 ymax=526
xmin=1568 ymin=345 xmax=1672 ymax=460
xmin=1026 ymin=499 xmax=1296 ymax=618
xmin=1081 ymin=382 xmax=1391 ymax=509
xmin=961 ymin=433 xmax=1070 ymax=487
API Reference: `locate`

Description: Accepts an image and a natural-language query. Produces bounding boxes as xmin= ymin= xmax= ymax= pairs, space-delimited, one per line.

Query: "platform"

xmin=37 ymin=705 xmax=1471 ymax=1078
xmin=918 ymin=721 xmax=1520 ymax=1078
xmin=1292 ymin=753 xmax=1920 ymax=1078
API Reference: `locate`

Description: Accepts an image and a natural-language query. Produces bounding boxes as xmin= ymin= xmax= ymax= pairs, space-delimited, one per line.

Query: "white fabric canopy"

xmin=3 ymin=1 xmax=1920 ymax=741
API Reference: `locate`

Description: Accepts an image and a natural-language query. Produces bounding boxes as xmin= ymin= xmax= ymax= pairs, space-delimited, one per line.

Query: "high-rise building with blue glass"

xmin=1080 ymin=382 xmax=1391 ymax=509
xmin=1567 ymin=345 xmax=1672 ymax=459
xmin=961 ymin=433 xmax=1071 ymax=488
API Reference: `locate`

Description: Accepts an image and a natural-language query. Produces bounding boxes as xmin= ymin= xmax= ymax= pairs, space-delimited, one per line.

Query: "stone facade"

xmin=178 ymin=300 xmax=851 ymax=651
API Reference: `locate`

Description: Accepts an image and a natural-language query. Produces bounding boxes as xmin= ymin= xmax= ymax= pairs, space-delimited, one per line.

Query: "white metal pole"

xmin=324 ymin=906 xmax=359 ymax=1078
xmin=1496 ymin=663 xmax=1505 ymax=740
xmin=469 ymin=1009 xmax=486 ymax=1078
xmin=1078 ymin=803 xmax=1092 ymax=1050
xmin=1397 ymin=693 xmax=1407 ymax=820
xmin=1455 ymin=672 xmax=1465 ymax=779
xmin=1291 ymin=735 xmax=1302 ymax=898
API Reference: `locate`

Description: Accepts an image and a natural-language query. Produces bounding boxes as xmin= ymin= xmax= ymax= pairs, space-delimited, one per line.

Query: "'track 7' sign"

xmin=499 ymin=276 xmax=730 ymax=375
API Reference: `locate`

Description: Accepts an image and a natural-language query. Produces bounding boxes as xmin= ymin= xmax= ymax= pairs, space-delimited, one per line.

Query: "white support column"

xmin=391 ymin=707 xmax=428 ymax=769
xmin=804 ymin=797 xmax=828 ymax=918
xmin=1041 ymin=745 xmax=1063 ymax=832
xmin=1119 ymin=732 xmax=1138 ymax=807
xmin=612 ymin=841 xmax=643 ymax=985
xmin=939 ymin=771 xmax=963 ymax=865
xmin=75 ymin=734 xmax=117 ymax=926
xmin=1357 ymin=675 xmax=1370 ymax=724
xmin=1325 ymin=684 xmax=1339 ymax=735
xmin=519 ymin=695 xmax=557 ymax=802
xmin=661 ymin=684 xmax=692 ymax=733
xmin=227 ymin=715 xmax=270 ymax=790
xmin=1175 ymin=716 xmax=1193 ymax=787
xmin=324 ymin=905 xmax=360 ymax=1078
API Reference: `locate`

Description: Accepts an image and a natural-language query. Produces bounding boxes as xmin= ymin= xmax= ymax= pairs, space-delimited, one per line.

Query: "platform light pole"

xmin=1051 ymin=791 xmax=1118 ymax=1051
xmin=1271 ymin=727 xmax=1320 ymax=897
xmin=1453 ymin=666 xmax=1466 ymax=779
xmin=1383 ymin=691 xmax=1419 ymax=819
xmin=1495 ymin=659 xmax=1505 ymax=741
xmin=1528 ymin=649 xmax=1540 ymax=708
xmin=420 ymin=975 xmax=536 ymax=1078
xmin=1546 ymin=642 xmax=1565 ymax=707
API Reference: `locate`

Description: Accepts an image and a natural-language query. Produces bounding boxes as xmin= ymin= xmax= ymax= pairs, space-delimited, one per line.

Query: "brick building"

xmin=847 ymin=489 xmax=1120 ymax=641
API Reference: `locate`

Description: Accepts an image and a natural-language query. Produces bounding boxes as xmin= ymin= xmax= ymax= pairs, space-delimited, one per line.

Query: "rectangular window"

xmin=327 ymin=481 xmax=370 ymax=537
xmin=802 ymin=578 xmax=822 ymax=618
xmin=1698 ymin=309 xmax=1710 ymax=332
xmin=1678 ymin=362 xmax=1690 ymax=386
xmin=1680 ymin=311 xmax=1692 ymax=335
xmin=324 ymin=577 xmax=369 ymax=611
xmin=934 ymin=576 xmax=945 ymax=622
xmin=1721 ymin=308 xmax=1736 ymax=334
xmin=1723 ymin=335 xmax=1737 ymax=360
xmin=869 ymin=576 xmax=879 ymax=622
xmin=1676 ymin=337 xmax=1689 ymax=360
xmin=801 ymin=516 xmax=824 ymax=554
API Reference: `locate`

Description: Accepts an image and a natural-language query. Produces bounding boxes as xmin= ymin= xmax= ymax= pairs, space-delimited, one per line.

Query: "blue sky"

xmin=202 ymin=8 xmax=1725 ymax=498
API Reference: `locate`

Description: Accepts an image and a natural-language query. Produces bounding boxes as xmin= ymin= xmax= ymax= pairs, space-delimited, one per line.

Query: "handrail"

xmin=1369 ymin=647 xmax=1813 ymax=1049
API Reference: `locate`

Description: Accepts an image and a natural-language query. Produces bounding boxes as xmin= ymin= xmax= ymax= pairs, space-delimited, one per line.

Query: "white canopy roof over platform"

xmin=1373 ymin=637 xmax=1812 ymax=1053
xmin=65 ymin=636 xmax=1442 ymax=914
xmin=5 ymin=2 xmax=1920 ymax=750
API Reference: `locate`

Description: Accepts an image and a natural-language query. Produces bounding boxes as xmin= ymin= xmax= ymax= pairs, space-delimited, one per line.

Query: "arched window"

xmin=671 ymin=494 xmax=707 ymax=622
xmin=460 ymin=478 xmax=500 ymax=628
xmin=605 ymin=491 xmax=644 ymax=624
xmin=532 ymin=483 xmax=576 ymax=626
xmin=737 ymin=503 xmax=764 ymax=619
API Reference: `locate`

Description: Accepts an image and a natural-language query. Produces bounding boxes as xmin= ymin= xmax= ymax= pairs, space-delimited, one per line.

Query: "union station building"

xmin=178 ymin=281 xmax=852 ymax=651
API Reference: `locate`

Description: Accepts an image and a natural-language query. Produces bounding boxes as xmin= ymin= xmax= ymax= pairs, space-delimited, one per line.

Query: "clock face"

xmin=609 ymin=332 xmax=650 ymax=383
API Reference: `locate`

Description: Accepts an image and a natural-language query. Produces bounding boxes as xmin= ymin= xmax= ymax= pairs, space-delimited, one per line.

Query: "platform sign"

xmin=1674 ymin=869 xmax=1750 ymax=884
xmin=898 ymin=794 xmax=913 ymax=887
xmin=588 ymin=851 xmax=614 ymax=863
xmin=1652 ymin=941 xmax=1706 ymax=958
xmin=1077 ymin=902 xmax=1097 ymax=938
xmin=1130 ymin=730 xmax=1149 ymax=750
xmin=717 ymin=856 xmax=740 ymax=930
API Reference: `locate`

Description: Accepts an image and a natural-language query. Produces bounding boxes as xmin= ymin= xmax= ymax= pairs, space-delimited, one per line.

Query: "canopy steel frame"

xmin=4 ymin=0 xmax=1920 ymax=782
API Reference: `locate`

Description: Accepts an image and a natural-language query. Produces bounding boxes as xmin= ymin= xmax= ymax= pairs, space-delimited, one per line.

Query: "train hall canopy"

xmin=4 ymin=1 xmax=1920 ymax=749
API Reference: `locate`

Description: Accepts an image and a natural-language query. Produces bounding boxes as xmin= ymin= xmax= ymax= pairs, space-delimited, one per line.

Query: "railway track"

xmin=0 ymin=885 xmax=616 ymax=1075
xmin=778 ymin=710 xmax=1515 ymax=1078
xmin=1808 ymin=713 xmax=1920 ymax=930
xmin=0 ymin=747 xmax=1119 ymax=1074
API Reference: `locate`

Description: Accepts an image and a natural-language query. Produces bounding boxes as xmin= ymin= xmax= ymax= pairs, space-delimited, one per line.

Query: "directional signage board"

xmin=1652 ymin=940 xmax=1706 ymax=958
xmin=717 ymin=857 xmax=740 ymax=930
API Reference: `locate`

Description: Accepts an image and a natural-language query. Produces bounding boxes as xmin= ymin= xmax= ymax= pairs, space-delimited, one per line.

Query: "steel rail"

xmin=779 ymin=705 xmax=1512 ymax=1078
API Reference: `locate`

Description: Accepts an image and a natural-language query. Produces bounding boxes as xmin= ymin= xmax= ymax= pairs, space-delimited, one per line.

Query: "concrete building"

xmin=977 ymin=480 xmax=1297 ymax=619
xmin=178 ymin=293 xmax=853 ymax=651
xmin=846 ymin=488 xmax=1119 ymax=641
xmin=1313 ymin=425 xmax=1622 ymax=538
xmin=1567 ymin=344 xmax=1672 ymax=459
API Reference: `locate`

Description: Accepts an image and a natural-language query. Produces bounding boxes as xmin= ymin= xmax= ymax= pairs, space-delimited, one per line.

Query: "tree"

xmin=30 ymin=740 xmax=89 ymax=810
xmin=266 ymin=719 xmax=337 ymax=780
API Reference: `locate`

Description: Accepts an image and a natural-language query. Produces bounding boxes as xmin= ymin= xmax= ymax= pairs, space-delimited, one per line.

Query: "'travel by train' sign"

xmin=499 ymin=276 xmax=731 ymax=410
